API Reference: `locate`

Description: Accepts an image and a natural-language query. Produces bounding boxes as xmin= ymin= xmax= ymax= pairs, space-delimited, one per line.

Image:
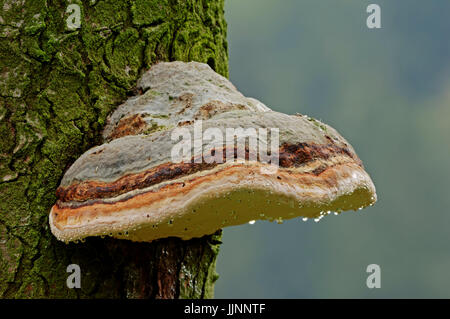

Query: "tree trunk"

xmin=0 ymin=0 xmax=228 ymax=298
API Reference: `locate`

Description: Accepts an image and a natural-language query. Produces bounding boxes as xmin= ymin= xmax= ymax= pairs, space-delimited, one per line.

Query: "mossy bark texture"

xmin=0 ymin=0 xmax=228 ymax=298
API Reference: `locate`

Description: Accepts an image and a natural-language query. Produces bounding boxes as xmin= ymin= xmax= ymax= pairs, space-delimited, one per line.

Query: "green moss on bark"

xmin=0 ymin=0 xmax=228 ymax=298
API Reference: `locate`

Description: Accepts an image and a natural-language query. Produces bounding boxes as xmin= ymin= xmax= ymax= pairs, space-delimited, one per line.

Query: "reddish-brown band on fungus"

xmin=49 ymin=61 xmax=377 ymax=243
xmin=55 ymin=142 xmax=359 ymax=203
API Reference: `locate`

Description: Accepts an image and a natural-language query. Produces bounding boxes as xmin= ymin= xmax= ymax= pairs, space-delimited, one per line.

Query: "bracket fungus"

xmin=49 ymin=61 xmax=376 ymax=243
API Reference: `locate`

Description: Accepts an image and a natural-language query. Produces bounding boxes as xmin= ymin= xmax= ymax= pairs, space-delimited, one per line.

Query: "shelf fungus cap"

xmin=49 ymin=61 xmax=377 ymax=243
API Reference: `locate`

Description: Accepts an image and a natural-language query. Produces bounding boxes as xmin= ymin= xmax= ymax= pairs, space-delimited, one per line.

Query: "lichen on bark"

xmin=0 ymin=0 xmax=228 ymax=298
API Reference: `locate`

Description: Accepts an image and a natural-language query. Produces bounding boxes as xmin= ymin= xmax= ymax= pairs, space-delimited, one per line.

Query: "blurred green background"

xmin=215 ymin=0 xmax=450 ymax=298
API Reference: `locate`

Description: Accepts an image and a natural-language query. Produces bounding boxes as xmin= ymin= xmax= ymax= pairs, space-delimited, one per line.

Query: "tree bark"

xmin=0 ymin=0 xmax=228 ymax=298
